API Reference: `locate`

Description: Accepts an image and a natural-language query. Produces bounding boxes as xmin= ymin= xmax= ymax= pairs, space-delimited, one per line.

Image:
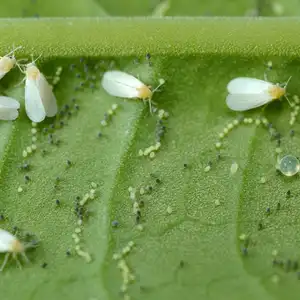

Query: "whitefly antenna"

xmin=6 ymin=45 xmax=23 ymax=58
xmin=148 ymin=79 xmax=166 ymax=114
xmin=152 ymin=78 xmax=165 ymax=94
xmin=31 ymin=53 xmax=42 ymax=65
xmin=284 ymin=76 xmax=292 ymax=107
xmin=15 ymin=61 xmax=27 ymax=74
xmin=284 ymin=76 xmax=292 ymax=88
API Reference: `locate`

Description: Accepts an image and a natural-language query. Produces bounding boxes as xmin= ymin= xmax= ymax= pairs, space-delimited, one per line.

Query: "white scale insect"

xmin=0 ymin=228 xmax=30 ymax=271
xmin=20 ymin=58 xmax=58 ymax=123
xmin=101 ymin=70 xmax=165 ymax=112
xmin=226 ymin=77 xmax=291 ymax=111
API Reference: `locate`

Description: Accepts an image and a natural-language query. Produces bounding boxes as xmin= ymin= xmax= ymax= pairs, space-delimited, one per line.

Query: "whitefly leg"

xmin=148 ymin=98 xmax=153 ymax=114
xmin=14 ymin=76 xmax=26 ymax=88
xmin=21 ymin=252 xmax=30 ymax=264
xmin=0 ymin=253 xmax=10 ymax=272
xmin=12 ymin=252 xmax=22 ymax=270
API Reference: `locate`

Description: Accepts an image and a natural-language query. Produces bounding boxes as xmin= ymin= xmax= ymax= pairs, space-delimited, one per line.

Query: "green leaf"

xmin=1 ymin=18 xmax=300 ymax=300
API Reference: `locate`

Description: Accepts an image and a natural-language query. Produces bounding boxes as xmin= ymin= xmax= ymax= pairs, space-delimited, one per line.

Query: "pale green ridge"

xmin=0 ymin=18 xmax=300 ymax=58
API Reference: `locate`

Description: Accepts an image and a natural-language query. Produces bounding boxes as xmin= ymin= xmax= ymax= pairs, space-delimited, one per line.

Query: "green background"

xmin=0 ymin=1 xmax=300 ymax=300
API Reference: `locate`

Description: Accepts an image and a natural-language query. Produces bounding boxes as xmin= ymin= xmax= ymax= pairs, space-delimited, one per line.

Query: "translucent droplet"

xmin=278 ymin=155 xmax=300 ymax=176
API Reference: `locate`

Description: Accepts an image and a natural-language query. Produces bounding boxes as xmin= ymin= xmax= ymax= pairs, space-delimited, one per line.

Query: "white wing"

xmin=0 ymin=107 xmax=19 ymax=120
xmin=0 ymin=96 xmax=20 ymax=109
xmin=25 ymin=79 xmax=46 ymax=123
xmin=0 ymin=96 xmax=20 ymax=120
xmin=227 ymin=78 xmax=273 ymax=94
xmin=38 ymin=73 xmax=57 ymax=117
xmin=0 ymin=229 xmax=15 ymax=252
xmin=0 ymin=57 xmax=13 ymax=80
xmin=226 ymin=94 xmax=272 ymax=111
xmin=101 ymin=71 xmax=143 ymax=98
xmin=0 ymin=71 xmax=8 ymax=80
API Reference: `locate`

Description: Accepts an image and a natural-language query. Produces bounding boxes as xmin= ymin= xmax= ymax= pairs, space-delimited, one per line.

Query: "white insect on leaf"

xmin=0 ymin=96 xmax=20 ymax=120
xmin=230 ymin=161 xmax=239 ymax=175
xmin=22 ymin=58 xmax=58 ymax=123
xmin=101 ymin=70 xmax=165 ymax=113
xmin=0 ymin=45 xmax=23 ymax=80
xmin=226 ymin=77 xmax=291 ymax=111
xmin=0 ymin=228 xmax=31 ymax=271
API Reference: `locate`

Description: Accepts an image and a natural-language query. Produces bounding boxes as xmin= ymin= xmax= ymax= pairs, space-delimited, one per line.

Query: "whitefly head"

xmin=0 ymin=56 xmax=16 ymax=73
xmin=268 ymin=84 xmax=286 ymax=100
xmin=0 ymin=46 xmax=23 ymax=73
xmin=0 ymin=228 xmax=25 ymax=253
xmin=269 ymin=76 xmax=292 ymax=107
xmin=136 ymin=84 xmax=152 ymax=100
xmin=26 ymin=63 xmax=40 ymax=80
xmin=11 ymin=239 xmax=25 ymax=253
